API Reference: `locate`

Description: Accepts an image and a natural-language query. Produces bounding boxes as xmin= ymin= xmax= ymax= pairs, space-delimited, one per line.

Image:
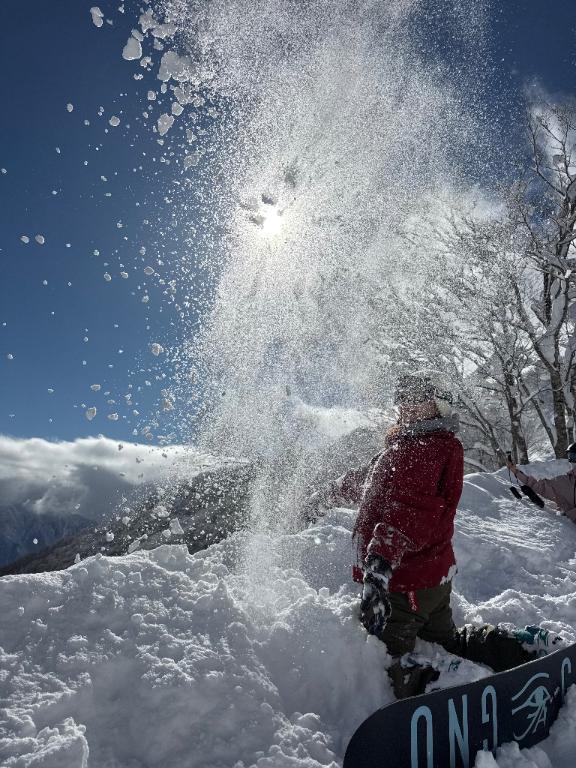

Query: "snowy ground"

xmin=1 ymin=465 xmax=576 ymax=767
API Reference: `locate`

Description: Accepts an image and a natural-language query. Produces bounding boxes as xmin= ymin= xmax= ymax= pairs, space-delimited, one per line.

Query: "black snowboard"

xmin=344 ymin=643 xmax=576 ymax=768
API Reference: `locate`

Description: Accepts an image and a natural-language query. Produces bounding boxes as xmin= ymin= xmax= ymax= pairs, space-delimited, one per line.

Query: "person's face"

xmin=399 ymin=400 xmax=439 ymax=423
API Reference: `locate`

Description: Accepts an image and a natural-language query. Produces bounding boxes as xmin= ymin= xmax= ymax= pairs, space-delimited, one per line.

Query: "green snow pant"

xmin=380 ymin=583 xmax=538 ymax=698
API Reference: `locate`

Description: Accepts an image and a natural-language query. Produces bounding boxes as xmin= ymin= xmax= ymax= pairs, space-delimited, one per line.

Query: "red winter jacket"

xmin=342 ymin=423 xmax=463 ymax=593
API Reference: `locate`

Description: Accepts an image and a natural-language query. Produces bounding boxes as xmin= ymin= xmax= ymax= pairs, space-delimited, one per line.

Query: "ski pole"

xmin=507 ymin=451 xmax=545 ymax=508
xmin=507 ymin=452 xmax=523 ymax=499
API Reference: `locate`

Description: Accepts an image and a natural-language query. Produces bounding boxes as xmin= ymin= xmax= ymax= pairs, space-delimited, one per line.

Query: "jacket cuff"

xmin=367 ymin=523 xmax=414 ymax=569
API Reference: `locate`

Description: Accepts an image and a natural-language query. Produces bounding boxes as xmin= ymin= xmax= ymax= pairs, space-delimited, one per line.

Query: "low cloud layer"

xmin=0 ymin=435 xmax=221 ymax=521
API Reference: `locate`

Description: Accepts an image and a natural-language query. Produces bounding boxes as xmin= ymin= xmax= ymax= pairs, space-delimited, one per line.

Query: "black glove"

xmin=299 ymin=483 xmax=338 ymax=526
xmin=300 ymin=491 xmax=326 ymax=526
xmin=360 ymin=553 xmax=393 ymax=638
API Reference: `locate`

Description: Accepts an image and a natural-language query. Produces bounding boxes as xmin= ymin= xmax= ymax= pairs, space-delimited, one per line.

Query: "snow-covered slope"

xmin=453 ymin=466 xmax=576 ymax=638
xmin=1 ymin=468 xmax=576 ymax=768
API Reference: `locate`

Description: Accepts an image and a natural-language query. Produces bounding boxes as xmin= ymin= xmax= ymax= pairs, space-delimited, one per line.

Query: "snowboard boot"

xmin=511 ymin=625 xmax=564 ymax=656
xmin=455 ymin=623 xmax=563 ymax=673
xmin=388 ymin=655 xmax=441 ymax=699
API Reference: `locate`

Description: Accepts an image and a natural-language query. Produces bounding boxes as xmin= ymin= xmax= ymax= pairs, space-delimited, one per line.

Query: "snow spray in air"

xmin=149 ymin=0 xmax=493 ymax=554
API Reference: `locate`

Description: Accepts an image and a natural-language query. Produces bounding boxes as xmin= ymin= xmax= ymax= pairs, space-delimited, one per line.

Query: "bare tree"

xmin=364 ymin=101 xmax=576 ymax=468
xmin=507 ymin=103 xmax=576 ymax=455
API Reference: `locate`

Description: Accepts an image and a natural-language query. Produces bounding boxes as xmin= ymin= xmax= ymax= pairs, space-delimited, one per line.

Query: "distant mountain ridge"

xmin=0 ymin=505 xmax=92 ymax=568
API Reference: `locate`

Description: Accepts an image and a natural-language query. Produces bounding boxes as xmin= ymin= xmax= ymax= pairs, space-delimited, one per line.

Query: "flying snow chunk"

xmin=138 ymin=10 xmax=176 ymax=38
xmin=105 ymin=531 xmax=115 ymax=542
xmin=154 ymin=505 xmax=169 ymax=518
xmin=157 ymin=114 xmax=174 ymax=136
xmin=144 ymin=266 xmax=154 ymax=275
xmin=139 ymin=10 xmax=156 ymax=33
xmin=158 ymin=51 xmax=198 ymax=84
xmin=122 ymin=36 xmax=142 ymax=61
xmin=85 ymin=407 xmax=97 ymax=421
xmin=183 ymin=152 xmax=201 ymax=169
xmin=109 ymin=116 xmax=121 ymax=127
xmin=90 ymin=384 xmax=101 ymax=391
xmin=151 ymin=22 xmax=176 ymax=39
xmin=108 ymin=413 xmax=119 ymax=421
xmin=66 ymin=103 xmax=74 ymax=113
xmin=150 ymin=343 xmax=164 ymax=356
xmin=147 ymin=90 xmax=157 ymax=101
xmin=6 ymin=354 xmax=14 ymax=360
xmin=103 ymin=272 xmax=112 ymax=281
xmin=170 ymin=518 xmax=184 ymax=535
xmin=90 ymin=7 xmax=104 ymax=27
xmin=120 ymin=272 xmax=128 ymax=279
xmin=20 ymin=236 xmax=29 ymax=244
xmin=35 ymin=235 xmax=45 ymax=244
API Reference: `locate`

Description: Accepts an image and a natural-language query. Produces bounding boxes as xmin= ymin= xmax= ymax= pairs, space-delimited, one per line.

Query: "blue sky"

xmin=1 ymin=0 xmax=575 ymax=443
xmin=0 ymin=0 xmax=211 ymax=443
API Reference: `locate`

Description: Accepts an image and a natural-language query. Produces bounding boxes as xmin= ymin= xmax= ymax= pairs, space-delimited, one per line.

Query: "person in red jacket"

xmin=304 ymin=374 xmax=562 ymax=697
xmin=354 ymin=375 xmax=462 ymax=668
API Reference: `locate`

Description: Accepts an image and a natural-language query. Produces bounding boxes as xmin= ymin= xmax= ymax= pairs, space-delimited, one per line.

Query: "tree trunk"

xmin=504 ymin=370 xmax=529 ymax=464
xmin=550 ymin=368 xmax=569 ymax=457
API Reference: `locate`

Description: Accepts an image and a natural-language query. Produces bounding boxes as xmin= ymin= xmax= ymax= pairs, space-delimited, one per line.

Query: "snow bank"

xmin=454 ymin=468 xmax=576 ymax=642
xmin=0 ymin=520 xmax=390 ymax=767
xmin=1 ymin=466 xmax=575 ymax=767
xmin=456 ymin=468 xmax=576 ymax=768
xmin=515 ymin=459 xmax=573 ymax=480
